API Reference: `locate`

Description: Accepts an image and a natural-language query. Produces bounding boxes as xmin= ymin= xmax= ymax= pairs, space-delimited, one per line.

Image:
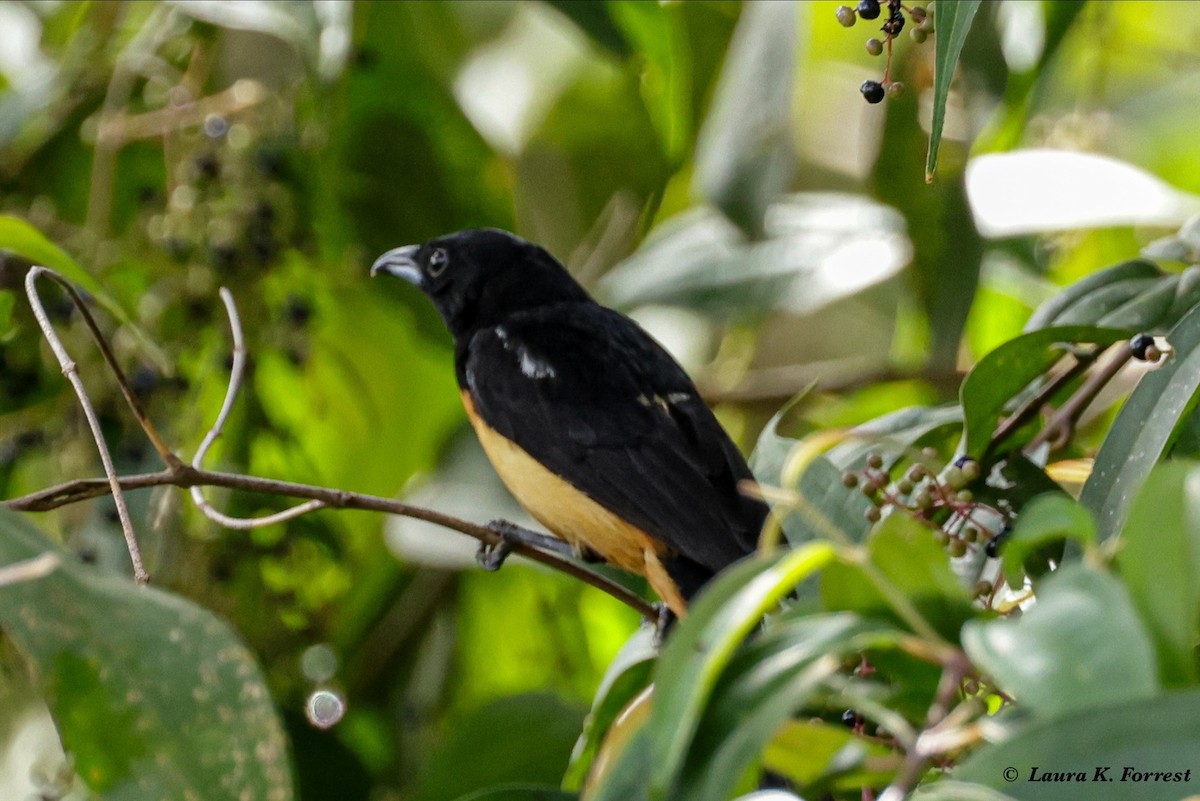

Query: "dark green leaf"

xmin=763 ymin=720 xmax=899 ymax=793
xmin=962 ymin=566 xmax=1158 ymax=720
xmin=1081 ymin=303 xmax=1200 ymax=540
xmin=1115 ymin=461 xmax=1200 ymax=686
xmin=677 ymin=614 xmax=902 ymax=801
xmin=648 ymin=543 xmax=837 ymax=798
xmin=452 ymin=786 xmax=577 ymax=801
xmin=914 ymin=781 xmax=1022 ymax=801
xmin=1000 ymin=493 xmax=1093 ymax=588
xmin=564 ymin=627 xmax=657 ymax=790
xmin=418 ymin=694 xmax=585 ymax=800
xmin=926 ymin=0 xmax=981 ymax=182
xmin=0 ymin=215 xmax=170 ymax=371
xmin=693 ymin=0 xmax=797 ymax=236
xmin=544 ymin=0 xmax=628 ymax=55
xmin=1025 ymin=259 xmax=1163 ymax=331
xmin=821 ymin=515 xmax=973 ymax=640
xmin=0 ymin=510 xmax=293 ymax=800
xmin=955 ymin=690 xmax=1200 ymax=800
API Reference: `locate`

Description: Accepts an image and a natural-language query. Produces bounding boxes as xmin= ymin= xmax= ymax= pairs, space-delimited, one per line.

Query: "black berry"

xmin=856 ymin=0 xmax=881 ymax=20
xmin=985 ymin=525 xmax=1012 ymax=558
xmin=860 ymin=80 xmax=885 ymax=104
xmin=882 ymin=10 xmax=904 ymax=36
xmin=1129 ymin=333 xmax=1155 ymax=360
xmin=841 ymin=709 xmax=859 ymax=727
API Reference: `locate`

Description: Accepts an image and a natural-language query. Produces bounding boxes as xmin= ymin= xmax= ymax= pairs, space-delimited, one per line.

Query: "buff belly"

xmin=461 ymin=391 xmax=686 ymax=615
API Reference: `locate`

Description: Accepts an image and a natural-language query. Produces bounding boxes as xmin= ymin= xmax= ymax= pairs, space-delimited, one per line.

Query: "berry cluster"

xmin=835 ymin=0 xmax=934 ymax=103
xmin=842 ymin=451 xmax=1011 ymax=598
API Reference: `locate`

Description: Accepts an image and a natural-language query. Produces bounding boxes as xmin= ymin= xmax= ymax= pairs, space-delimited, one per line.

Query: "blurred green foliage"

xmin=2 ymin=1 xmax=1200 ymax=800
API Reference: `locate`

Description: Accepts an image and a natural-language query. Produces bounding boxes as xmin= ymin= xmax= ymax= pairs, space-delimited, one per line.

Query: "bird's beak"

xmin=370 ymin=245 xmax=423 ymax=286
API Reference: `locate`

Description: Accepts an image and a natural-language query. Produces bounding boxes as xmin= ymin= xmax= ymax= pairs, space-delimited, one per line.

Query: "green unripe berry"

xmin=897 ymin=479 xmax=914 ymax=495
xmin=842 ymin=471 xmax=860 ymax=488
xmin=956 ymin=489 xmax=974 ymax=503
xmin=973 ymin=580 xmax=993 ymax=598
xmin=910 ymin=6 xmax=928 ymax=22
xmin=911 ymin=26 xmax=928 ymax=43
xmin=866 ymin=453 xmax=884 ymax=469
xmin=836 ymin=5 xmax=857 ymax=27
xmin=865 ymin=506 xmax=882 ymax=523
xmin=887 ymin=81 xmax=905 ymax=97
xmin=943 ymin=466 xmax=966 ymax=490
xmin=948 ymin=539 xmax=967 ymax=557
xmin=865 ymin=38 xmax=884 ymax=56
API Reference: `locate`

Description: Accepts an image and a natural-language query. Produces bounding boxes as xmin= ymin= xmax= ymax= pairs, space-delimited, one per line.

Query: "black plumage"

xmin=372 ymin=228 xmax=766 ymax=612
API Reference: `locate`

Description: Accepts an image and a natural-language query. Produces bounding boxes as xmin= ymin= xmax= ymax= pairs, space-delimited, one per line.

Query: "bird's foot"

xmin=476 ymin=519 xmax=574 ymax=571
xmin=652 ymin=602 xmax=677 ymax=645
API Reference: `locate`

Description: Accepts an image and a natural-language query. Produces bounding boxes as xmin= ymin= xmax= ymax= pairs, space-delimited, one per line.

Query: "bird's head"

xmin=371 ymin=228 xmax=588 ymax=337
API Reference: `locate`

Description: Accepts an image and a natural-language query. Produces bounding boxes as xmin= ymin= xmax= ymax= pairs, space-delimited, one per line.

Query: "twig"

xmin=0 ymin=553 xmax=61 ymax=587
xmin=878 ymin=650 xmax=973 ymax=801
xmin=985 ymin=345 xmax=1099 ymax=459
xmin=189 ymin=288 xmax=326 ymax=529
xmin=3 ymin=466 xmax=657 ymax=620
xmin=1023 ymin=342 xmax=1134 ymax=453
xmin=25 ymin=269 xmax=180 ymax=469
xmin=24 ymin=267 xmax=149 ymax=583
xmin=11 ymin=270 xmax=657 ymax=620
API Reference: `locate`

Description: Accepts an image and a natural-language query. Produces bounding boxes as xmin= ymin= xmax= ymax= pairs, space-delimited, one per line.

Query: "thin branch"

xmin=12 ymin=270 xmax=658 ymax=620
xmin=24 ymin=267 xmax=149 ymax=583
xmin=189 ymin=288 xmax=327 ymax=529
xmin=28 ymin=270 xmax=181 ymax=469
xmin=878 ymin=650 xmax=973 ymax=801
xmin=1023 ymin=342 xmax=1134 ymax=454
xmin=985 ymin=345 xmax=1099 ymax=459
xmin=3 ymin=466 xmax=657 ymax=620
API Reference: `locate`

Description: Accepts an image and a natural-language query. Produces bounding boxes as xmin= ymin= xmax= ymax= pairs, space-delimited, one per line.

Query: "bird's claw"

xmin=476 ymin=538 xmax=513 ymax=572
xmin=477 ymin=519 xmax=573 ymax=572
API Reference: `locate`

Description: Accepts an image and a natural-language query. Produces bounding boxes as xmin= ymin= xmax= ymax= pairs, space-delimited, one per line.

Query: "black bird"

xmin=371 ymin=229 xmax=767 ymax=616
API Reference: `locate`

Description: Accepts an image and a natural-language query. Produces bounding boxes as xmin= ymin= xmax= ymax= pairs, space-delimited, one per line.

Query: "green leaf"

xmin=763 ymin=720 xmax=899 ymax=793
xmin=585 ymin=723 xmax=653 ymax=801
xmin=821 ymin=515 xmax=973 ymax=640
xmin=419 ymin=694 xmax=585 ymax=801
xmin=564 ymin=627 xmax=657 ymax=790
xmin=452 ymin=786 xmax=577 ymax=801
xmin=913 ymin=781 xmax=1022 ymax=801
xmin=0 ymin=214 xmax=170 ymax=371
xmin=600 ymin=195 xmax=907 ymax=320
xmin=676 ymin=614 xmax=902 ymax=801
xmin=544 ymin=0 xmax=629 ymax=55
xmin=962 ymin=566 xmax=1159 ymax=720
xmin=781 ymin=454 xmax=875 ymax=548
xmin=1000 ymin=493 xmax=1093 ymax=588
xmin=648 ymin=543 xmax=837 ymax=799
xmin=1116 ymin=461 xmax=1200 ymax=686
xmin=960 ymin=326 xmax=1133 ymax=457
xmin=0 ymin=510 xmax=293 ymax=800
xmin=692 ymin=0 xmax=797 ymax=237
xmin=1025 ymin=259 xmax=1163 ymax=331
xmin=1081 ymin=303 xmax=1200 ymax=541
xmin=925 ymin=0 xmax=981 ymax=183
xmin=955 ymin=690 xmax=1200 ymax=800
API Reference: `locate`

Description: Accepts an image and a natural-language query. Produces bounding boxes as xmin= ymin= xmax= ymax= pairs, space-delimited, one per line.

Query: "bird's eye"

xmin=428 ymin=248 xmax=449 ymax=277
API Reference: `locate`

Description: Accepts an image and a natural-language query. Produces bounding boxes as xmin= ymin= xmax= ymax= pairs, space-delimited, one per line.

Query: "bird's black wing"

xmin=461 ymin=303 xmax=764 ymax=574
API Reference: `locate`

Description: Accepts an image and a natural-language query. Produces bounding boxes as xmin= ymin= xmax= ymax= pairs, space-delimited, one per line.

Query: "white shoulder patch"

xmin=492 ymin=325 xmax=556 ymax=380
